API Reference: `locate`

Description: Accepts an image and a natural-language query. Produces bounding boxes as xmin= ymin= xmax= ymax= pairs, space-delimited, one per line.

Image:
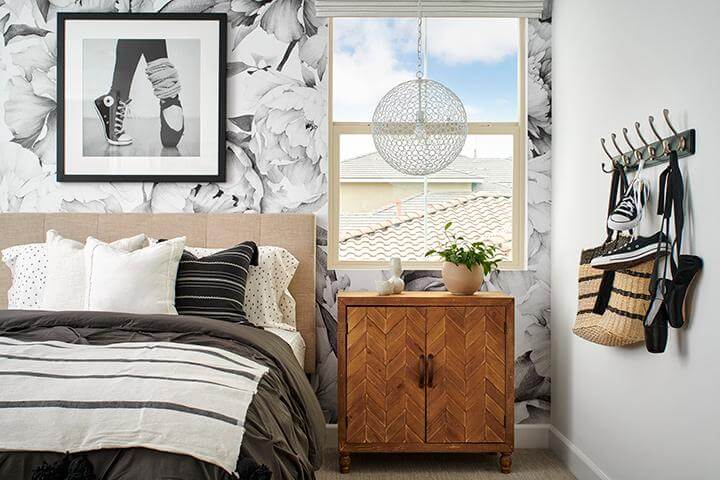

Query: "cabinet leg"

xmin=339 ymin=451 xmax=351 ymax=474
xmin=499 ymin=452 xmax=512 ymax=474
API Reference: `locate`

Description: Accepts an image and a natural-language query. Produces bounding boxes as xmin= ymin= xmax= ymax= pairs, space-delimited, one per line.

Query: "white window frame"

xmin=328 ymin=18 xmax=527 ymax=270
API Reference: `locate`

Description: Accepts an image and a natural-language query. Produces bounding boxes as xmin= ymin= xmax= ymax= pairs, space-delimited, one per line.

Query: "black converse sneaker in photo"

xmin=93 ymin=91 xmax=133 ymax=146
xmin=607 ymin=179 xmax=649 ymax=231
xmin=590 ymin=231 xmax=671 ymax=270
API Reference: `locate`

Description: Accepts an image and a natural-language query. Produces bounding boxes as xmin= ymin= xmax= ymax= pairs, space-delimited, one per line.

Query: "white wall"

xmin=552 ymin=1 xmax=720 ymax=479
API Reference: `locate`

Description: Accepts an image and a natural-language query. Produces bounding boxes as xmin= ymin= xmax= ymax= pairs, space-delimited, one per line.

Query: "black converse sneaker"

xmin=94 ymin=91 xmax=133 ymax=146
xmin=590 ymin=232 xmax=671 ymax=270
xmin=608 ymin=179 xmax=649 ymax=231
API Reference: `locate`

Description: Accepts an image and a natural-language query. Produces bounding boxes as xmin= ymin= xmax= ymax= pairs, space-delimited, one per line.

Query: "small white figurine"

xmin=388 ymin=257 xmax=405 ymax=294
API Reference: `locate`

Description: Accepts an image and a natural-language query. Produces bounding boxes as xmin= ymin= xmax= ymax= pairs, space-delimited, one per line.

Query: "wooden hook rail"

xmin=600 ymin=108 xmax=696 ymax=173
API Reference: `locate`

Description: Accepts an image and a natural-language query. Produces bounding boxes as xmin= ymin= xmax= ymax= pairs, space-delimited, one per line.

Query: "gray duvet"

xmin=0 ymin=310 xmax=325 ymax=480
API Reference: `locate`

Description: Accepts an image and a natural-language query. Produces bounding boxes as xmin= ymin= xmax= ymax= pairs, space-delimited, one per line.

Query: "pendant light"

xmin=371 ymin=0 xmax=468 ymax=176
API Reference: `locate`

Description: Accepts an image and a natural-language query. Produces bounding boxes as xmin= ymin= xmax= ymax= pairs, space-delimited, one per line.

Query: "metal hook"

xmin=622 ymin=127 xmax=643 ymax=165
xmin=662 ymin=108 xmax=678 ymax=135
xmin=601 ymin=162 xmax=616 ymax=174
xmin=600 ymin=138 xmax=614 ymax=160
xmin=600 ymin=138 xmax=617 ymax=172
xmin=649 ymin=115 xmax=670 ymax=154
xmin=611 ymin=133 xmax=630 ymax=165
xmin=635 ymin=121 xmax=656 ymax=159
xmin=662 ymin=108 xmax=686 ymax=150
xmin=622 ymin=128 xmax=637 ymax=151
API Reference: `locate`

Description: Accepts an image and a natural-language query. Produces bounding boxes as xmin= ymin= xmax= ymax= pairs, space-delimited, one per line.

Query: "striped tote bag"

xmin=573 ymin=237 xmax=651 ymax=346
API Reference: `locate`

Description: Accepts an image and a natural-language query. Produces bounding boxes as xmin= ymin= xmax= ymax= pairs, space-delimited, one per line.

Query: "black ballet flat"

xmin=644 ymin=279 xmax=670 ymax=353
xmin=644 ymin=302 xmax=669 ymax=354
xmin=666 ymin=255 xmax=703 ymax=329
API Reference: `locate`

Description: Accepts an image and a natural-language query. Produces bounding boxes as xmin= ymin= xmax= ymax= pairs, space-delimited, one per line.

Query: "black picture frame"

xmin=56 ymin=13 xmax=227 ymax=183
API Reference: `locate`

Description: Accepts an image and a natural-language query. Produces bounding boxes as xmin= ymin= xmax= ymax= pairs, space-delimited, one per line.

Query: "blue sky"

xmin=428 ymin=54 xmax=517 ymax=122
xmin=333 ymin=17 xmax=519 ymax=122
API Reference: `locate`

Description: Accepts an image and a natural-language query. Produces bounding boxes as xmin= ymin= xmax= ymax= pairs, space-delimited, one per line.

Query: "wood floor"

xmin=317 ymin=449 xmax=576 ymax=479
xmin=82 ymin=117 xmax=200 ymax=157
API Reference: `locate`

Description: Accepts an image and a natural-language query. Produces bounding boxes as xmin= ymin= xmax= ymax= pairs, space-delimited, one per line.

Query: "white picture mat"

xmin=64 ymin=19 xmax=221 ymax=176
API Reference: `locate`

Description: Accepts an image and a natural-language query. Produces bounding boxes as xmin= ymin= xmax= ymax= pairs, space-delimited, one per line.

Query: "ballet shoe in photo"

xmin=160 ymin=95 xmax=185 ymax=148
xmin=94 ymin=91 xmax=133 ymax=146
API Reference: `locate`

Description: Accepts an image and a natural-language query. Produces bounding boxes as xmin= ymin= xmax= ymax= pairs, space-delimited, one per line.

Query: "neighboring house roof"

xmin=339 ymin=192 xmax=512 ymax=262
xmin=341 ymin=153 xmax=512 ymax=187
xmin=340 ymin=191 xmax=477 ymax=232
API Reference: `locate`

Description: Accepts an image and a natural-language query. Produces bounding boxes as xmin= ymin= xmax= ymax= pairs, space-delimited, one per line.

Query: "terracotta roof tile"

xmin=339 ymin=192 xmax=512 ymax=262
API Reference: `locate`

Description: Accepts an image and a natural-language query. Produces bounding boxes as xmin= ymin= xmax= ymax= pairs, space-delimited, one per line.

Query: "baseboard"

xmin=549 ymin=426 xmax=611 ymax=480
xmin=325 ymin=423 xmax=549 ymax=449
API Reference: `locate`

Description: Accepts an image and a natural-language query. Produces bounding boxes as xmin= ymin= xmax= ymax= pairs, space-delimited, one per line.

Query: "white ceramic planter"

xmin=442 ymin=261 xmax=484 ymax=295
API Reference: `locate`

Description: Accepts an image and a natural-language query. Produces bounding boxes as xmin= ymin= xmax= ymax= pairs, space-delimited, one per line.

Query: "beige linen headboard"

xmin=0 ymin=213 xmax=316 ymax=373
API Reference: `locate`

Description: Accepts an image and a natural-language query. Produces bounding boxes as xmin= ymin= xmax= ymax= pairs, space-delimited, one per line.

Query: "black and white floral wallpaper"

xmin=0 ymin=0 xmax=551 ymax=424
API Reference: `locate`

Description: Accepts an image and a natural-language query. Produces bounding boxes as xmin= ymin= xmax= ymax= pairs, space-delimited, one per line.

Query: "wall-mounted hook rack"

xmin=600 ymin=109 xmax=696 ymax=173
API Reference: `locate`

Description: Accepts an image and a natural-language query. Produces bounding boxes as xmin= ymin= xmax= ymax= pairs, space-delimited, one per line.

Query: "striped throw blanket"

xmin=0 ymin=337 xmax=268 ymax=474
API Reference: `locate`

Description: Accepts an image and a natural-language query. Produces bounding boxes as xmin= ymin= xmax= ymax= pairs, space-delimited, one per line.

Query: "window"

xmin=328 ymin=18 xmax=526 ymax=269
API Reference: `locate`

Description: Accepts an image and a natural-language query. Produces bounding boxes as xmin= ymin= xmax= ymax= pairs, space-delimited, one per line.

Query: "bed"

xmin=0 ymin=213 xmax=324 ymax=480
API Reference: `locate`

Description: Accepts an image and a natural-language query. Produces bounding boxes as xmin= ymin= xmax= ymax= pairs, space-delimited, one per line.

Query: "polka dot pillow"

xmin=1 ymin=243 xmax=47 ymax=309
xmin=187 ymin=246 xmax=299 ymax=330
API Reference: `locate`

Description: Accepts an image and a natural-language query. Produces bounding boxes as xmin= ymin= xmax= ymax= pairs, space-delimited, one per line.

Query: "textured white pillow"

xmin=2 ymin=243 xmax=46 ymax=309
xmin=84 ymin=236 xmax=186 ymax=315
xmin=40 ymin=231 xmax=148 ymax=311
xmin=187 ymin=246 xmax=299 ymax=330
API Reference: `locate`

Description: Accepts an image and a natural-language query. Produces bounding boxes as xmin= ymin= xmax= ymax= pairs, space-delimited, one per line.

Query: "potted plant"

xmin=425 ymin=222 xmax=501 ymax=295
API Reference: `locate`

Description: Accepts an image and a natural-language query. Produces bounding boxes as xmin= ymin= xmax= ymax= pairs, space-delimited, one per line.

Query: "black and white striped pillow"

xmin=174 ymin=241 xmax=259 ymax=323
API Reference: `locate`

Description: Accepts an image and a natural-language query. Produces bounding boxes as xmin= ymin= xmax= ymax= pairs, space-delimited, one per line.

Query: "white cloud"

xmin=332 ymin=19 xmax=416 ymax=122
xmin=425 ymin=18 xmax=518 ymax=65
xmin=332 ymin=18 xmax=518 ymax=121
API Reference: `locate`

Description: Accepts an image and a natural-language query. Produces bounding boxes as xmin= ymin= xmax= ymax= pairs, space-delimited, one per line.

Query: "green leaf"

xmin=427 ymin=219 xmax=503 ymax=272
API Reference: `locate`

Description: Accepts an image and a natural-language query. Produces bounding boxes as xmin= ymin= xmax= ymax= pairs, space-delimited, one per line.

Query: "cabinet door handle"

xmin=427 ymin=354 xmax=435 ymax=388
xmin=419 ymin=354 xmax=426 ymax=388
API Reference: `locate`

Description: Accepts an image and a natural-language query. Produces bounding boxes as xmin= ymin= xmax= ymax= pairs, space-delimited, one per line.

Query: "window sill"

xmin=328 ymin=259 xmax=528 ymax=272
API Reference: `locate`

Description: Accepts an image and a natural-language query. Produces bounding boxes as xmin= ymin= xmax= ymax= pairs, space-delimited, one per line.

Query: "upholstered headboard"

xmin=0 ymin=213 xmax=316 ymax=373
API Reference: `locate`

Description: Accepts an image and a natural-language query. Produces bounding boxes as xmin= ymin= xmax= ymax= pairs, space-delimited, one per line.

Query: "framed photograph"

xmin=57 ymin=13 xmax=226 ymax=182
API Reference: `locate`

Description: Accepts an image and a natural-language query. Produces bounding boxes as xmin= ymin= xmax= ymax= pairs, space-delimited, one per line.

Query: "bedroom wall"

xmin=0 ymin=0 xmax=551 ymax=424
xmin=552 ymin=0 xmax=719 ymax=478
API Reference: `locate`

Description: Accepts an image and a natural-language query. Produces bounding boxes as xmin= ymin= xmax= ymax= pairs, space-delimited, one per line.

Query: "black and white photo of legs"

xmin=83 ymin=38 xmax=200 ymax=157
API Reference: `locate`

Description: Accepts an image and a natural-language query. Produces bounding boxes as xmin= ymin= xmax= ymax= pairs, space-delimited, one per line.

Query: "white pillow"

xmin=40 ymin=231 xmax=148 ymax=311
xmin=2 ymin=243 xmax=46 ymax=309
xmin=84 ymin=236 xmax=186 ymax=315
xmin=187 ymin=246 xmax=299 ymax=330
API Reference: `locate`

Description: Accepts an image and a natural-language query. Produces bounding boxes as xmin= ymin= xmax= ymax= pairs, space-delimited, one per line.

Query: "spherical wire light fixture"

xmin=371 ymin=1 xmax=468 ymax=176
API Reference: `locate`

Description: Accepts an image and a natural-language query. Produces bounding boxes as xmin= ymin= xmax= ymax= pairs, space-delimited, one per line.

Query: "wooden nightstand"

xmin=337 ymin=292 xmax=515 ymax=474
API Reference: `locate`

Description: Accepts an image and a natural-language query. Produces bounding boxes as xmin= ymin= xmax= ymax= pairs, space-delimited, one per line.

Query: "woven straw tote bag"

xmin=572 ymin=168 xmax=651 ymax=346
xmin=573 ymin=239 xmax=650 ymax=346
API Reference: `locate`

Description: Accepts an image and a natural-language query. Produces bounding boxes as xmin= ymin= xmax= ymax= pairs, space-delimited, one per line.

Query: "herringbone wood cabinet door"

xmin=426 ymin=306 xmax=507 ymax=443
xmin=346 ymin=306 xmax=426 ymax=444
